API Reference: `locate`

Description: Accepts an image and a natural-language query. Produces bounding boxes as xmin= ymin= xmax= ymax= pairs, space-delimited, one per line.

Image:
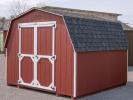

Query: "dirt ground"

xmin=0 ymin=54 xmax=133 ymax=100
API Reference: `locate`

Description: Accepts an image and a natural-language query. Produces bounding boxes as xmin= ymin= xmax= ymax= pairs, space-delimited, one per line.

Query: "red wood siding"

xmin=37 ymin=27 xmax=53 ymax=87
xmin=37 ymin=27 xmax=52 ymax=55
xmin=38 ymin=59 xmax=52 ymax=86
xmin=21 ymin=57 xmax=34 ymax=83
xmin=7 ymin=22 xmax=19 ymax=85
xmin=76 ymin=50 xmax=127 ymax=97
xmin=21 ymin=28 xmax=34 ymax=54
xmin=21 ymin=28 xmax=34 ymax=84
xmin=6 ymin=9 xmax=74 ymax=96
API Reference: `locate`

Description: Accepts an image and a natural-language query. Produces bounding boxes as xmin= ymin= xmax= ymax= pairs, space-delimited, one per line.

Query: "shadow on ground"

xmin=78 ymin=82 xmax=133 ymax=100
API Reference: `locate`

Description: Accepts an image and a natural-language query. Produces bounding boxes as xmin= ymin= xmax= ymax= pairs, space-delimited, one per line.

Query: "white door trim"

xmin=18 ymin=21 xmax=56 ymax=91
xmin=18 ymin=21 xmax=56 ymax=28
xmin=73 ymin=51 xmax=77 ymax=97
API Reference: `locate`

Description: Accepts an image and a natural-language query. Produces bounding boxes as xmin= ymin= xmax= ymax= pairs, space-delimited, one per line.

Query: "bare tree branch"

xmin=7 ymin=0 xmax=46 ymax=18
xmin=8 ymin=0 xmax=30 ymax=18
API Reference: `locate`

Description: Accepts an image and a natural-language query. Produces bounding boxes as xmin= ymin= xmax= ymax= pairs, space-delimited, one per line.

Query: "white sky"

xmin=0 ymin=0 xmax=133 ymax=26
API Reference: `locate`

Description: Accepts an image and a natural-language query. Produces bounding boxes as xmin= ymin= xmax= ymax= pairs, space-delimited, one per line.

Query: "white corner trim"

xmin=73 ymin=51 xmax=77 ymax=97
xmin=62 ymin=16 xmax=77 ymax=97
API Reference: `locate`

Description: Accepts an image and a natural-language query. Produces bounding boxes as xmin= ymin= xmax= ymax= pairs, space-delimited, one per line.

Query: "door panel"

xmin=37 ymin=27 xmax=52 ymax=55
xmin=21 ymin=28 xmax=34 ymax=84
xmin=37 ymin=27 xmax=53 ymax=87
xmin=18 ymin=22 xmax=56 ymax=91
xmin=37 ymin=58 xmax=52 ymax=86
xmin=21 ymin=57 xmax=34 ymax=83
xmin=21 ymin=28 xmax=34 ymax=54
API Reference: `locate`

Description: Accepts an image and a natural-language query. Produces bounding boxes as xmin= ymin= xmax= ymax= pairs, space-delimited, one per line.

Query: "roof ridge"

xmin=42 ymin=6 xmax=121 ymax=16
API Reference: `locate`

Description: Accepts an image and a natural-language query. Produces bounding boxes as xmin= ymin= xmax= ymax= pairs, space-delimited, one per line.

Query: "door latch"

xmin=18 ymin=53 xmax=22 ymax=58
xmin=51 ymin=55 xmax=56 ymax=61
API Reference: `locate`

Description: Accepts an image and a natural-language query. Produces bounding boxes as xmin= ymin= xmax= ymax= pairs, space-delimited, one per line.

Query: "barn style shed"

xmin=5 ymin=6 xmax=128 ymax=98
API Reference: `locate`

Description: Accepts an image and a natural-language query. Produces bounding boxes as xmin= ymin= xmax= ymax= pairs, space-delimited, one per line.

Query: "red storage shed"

xmin=4 ymin=6 xmax=128 ymax=98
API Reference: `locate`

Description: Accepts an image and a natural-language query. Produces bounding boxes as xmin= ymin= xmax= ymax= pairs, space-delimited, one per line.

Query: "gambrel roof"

xmin=5 ymin=7 xmax=128 ymax=52
xmin=64 ymin=16 xmax=128 ymax=52
xmin=42 ymin=6 xmax=128 ymax=52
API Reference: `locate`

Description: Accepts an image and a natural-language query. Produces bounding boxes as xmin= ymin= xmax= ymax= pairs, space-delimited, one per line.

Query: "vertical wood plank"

xmin=7 ymin=10 xmax=74 ymax=96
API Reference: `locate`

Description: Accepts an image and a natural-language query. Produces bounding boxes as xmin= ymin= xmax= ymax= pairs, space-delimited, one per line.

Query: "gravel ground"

xmin=0 ymin=54 xmax=133 ymax=100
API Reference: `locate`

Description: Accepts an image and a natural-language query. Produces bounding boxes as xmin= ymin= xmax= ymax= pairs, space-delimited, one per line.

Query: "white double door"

xmin=18 ymin=21 xmax=56 ymax=91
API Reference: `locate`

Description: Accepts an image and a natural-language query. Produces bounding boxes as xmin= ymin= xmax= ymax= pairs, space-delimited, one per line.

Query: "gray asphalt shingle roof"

xmin=64 ymin=16 xmax=128 ymax=52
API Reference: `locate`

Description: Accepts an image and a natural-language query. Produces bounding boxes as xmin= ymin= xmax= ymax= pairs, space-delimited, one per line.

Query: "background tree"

xmin=8 ymin=0 xmax=30 ymax=18
xmin=8 ymin=0 xmax=46 ymax=18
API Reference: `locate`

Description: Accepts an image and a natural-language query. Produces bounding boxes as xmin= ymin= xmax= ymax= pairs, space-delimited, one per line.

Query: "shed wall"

xmin=125 ymin=30 xmax=133 ymax=66
xmin=76 ymin=50 xmax=127 ymax=97
xmin=6 ymin=9 xmax=74 ymax=96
